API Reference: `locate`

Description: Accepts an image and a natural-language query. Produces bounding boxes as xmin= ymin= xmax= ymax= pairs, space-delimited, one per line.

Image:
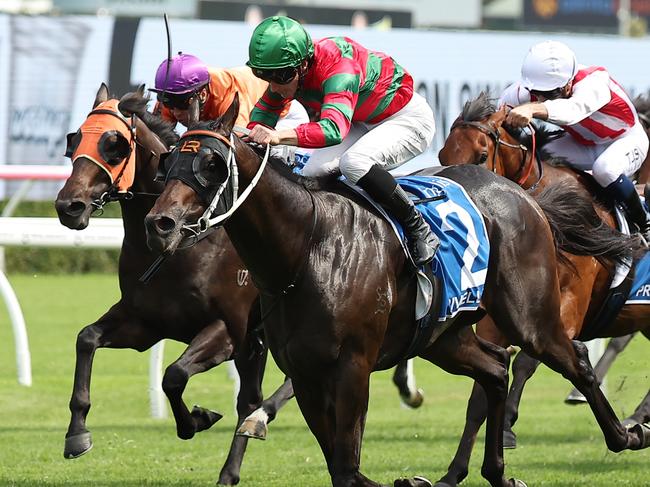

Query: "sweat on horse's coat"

xmin=144 ymin=94 xmax=650 ymax=487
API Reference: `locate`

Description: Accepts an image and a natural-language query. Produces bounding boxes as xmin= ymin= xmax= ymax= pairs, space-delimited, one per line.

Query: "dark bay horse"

xmin=437 ymin=93 xmax=650 ymax=484
xmin=54 ymin=84 xmax=420 ymax=483
xmin=54 ymin=84 xmax=294 ymax=486
xmin=144 ymin=95 xmax=649 ymax=487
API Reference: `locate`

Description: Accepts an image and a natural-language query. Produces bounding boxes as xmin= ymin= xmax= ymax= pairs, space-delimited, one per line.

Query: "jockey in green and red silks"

xmin=246 ymin=15 xmax=439 ymax=266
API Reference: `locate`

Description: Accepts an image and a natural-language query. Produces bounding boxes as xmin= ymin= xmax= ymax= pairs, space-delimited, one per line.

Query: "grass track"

xmin=0 ymin=273 xmax=648 ymax=486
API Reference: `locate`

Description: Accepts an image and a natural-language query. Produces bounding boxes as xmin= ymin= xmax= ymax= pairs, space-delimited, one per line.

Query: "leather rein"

xmin=451 ymin=119 xmax=542 ymax=191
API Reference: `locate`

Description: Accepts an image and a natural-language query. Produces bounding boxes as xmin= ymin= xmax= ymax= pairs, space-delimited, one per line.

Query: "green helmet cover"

xmin=247 ymin=16 xmax=314 ymax=70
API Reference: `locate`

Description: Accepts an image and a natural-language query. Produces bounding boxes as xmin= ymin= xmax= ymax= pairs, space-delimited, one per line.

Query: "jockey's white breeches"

xmin=273 ymin=101 xmax=310 ymax=162
xmin=301 ymin=92 xmax=435 ymax=183
xmin=544 ymin=121 xmax=649 ymax=186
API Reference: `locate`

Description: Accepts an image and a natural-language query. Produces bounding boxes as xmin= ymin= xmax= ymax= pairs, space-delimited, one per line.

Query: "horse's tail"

xmin=534 ymin=181 xmax=644 ymax=268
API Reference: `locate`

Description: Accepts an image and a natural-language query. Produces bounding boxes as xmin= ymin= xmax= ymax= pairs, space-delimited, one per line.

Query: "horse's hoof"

xmin=217 ymin=471 xmax=240 ymax=486
xmin=236 ymin=417 xmax=268 ymax=440
xmin=622 ymin=417 xmax=639 ymax=429
xmin=402 ymin=388 xmax=425 ymax=409
xmin=63 ymin=432 xmax=93 ymax=459
xmin=503 ymin=428 xmax=517 ymax=449
xmin=564 ymin=389 xmax=587 ymax=405
xmin=191 ymin=405 xmax=223 ymax=433
xmin=236 ymin=408 xmax=269 ymax=440
xmin=394 ymin=476 xmax=432 ymax=487
xmin=629 ymin=422 xmax=650 ymax=450
xmin=510 ymin=479 xmax=528 ymax=487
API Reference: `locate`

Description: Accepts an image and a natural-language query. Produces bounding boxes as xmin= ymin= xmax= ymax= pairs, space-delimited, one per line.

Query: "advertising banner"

xmin=3 ymin=15 xmax=650 ymax=198
xmin=524 ymin=0 xmax=618 ymax=30
xmin=130 ymin=18 xmax=650 ymax=172
xmin=523 ymin=0 xmax=650 ymax=31
xmin=0 ymin=15 xmax=9 ymax=198
xmin=5 ymin=16 xmax=113 ymax=199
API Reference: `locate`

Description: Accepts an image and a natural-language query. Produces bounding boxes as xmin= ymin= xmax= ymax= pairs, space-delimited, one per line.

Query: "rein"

xmin=179 ymin=130 xmax=271 ymax=238
xmin=451 ymin=119 xmax=542 ymax=189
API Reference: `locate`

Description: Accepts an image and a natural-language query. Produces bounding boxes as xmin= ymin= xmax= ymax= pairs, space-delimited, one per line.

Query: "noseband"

xmin=176 ymin=129 xmax=271 ymax=239
xmin=450 ymin=120 xmax=540 ymax=188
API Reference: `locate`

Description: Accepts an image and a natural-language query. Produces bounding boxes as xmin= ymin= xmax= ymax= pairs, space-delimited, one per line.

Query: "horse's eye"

xmin=479 ymin=152 xmax=488 ymax=163
xmin=206 ymin=162 xmax=218 ymax=175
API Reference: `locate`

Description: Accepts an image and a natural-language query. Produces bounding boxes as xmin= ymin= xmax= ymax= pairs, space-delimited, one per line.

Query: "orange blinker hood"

xmin=72 ymin=99 xmax=136 ymax=193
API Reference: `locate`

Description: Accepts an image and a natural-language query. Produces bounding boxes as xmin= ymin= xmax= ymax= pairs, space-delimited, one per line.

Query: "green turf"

xmin=0 ymin=273 xmax=647 ymax=486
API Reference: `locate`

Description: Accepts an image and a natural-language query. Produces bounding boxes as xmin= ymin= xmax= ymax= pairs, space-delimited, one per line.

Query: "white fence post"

xmin=0 ymin=165 xmax=168 ymax=416
xmin=149 ymin=340 xmax=167 ymax=419
xmin=0 ymin=270 xmax=31 ymax=386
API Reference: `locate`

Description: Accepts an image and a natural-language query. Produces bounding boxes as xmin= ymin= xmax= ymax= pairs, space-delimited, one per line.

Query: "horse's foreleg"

xmin=503 ymin=352 xmax=540 ymax=449
xmin=330 ymin=353 xmax=386 ymax=487
xmin=218 ymin=338 xmax=268 ymax=486
xmin=292 ymin=361 xmax=384 ymax=487
xmin=424 ymin=327 xmax=515 ymax=487
xmin=65 ymin=307 xmax=159 ymax=459
xmin=392 ymin=359 xmax=424 ymax=408
xmin=565 ymin=334 xmax=636 ymax=404
xmin=162 ymin=320 xmax=232 ymax=441
xmin=431 ymin=317 xmax=511 ymax=486
xmin=433 ymin=381 xmax=486 ymax=487
xmin=623 ymin=390 xmax=650 ymax=428
xmin=237 ymin=375 xmax=294 ymax=440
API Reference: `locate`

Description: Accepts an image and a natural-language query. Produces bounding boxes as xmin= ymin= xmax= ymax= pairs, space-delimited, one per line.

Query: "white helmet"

xmin=521 ymin=41 xmax=577 ymax=92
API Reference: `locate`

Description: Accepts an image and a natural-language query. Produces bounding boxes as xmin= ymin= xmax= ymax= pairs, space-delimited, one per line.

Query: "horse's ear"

xmin=94 ymin=83 xmax=109 ymax=108
xmin=220 ymin=92 xmax=239 ymax=133
xmin=188 ymin=97 xmax=201 ymax=127
xmin=135 ymin=84 xmax=146 ymax=98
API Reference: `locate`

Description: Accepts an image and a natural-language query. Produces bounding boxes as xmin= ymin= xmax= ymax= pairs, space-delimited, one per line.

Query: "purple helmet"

xmin=150 ymin=53 xmax=210 ymax=95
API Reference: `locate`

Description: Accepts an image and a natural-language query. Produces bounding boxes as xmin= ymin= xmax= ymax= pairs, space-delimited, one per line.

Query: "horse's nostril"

xmin=67 ymin=201 xmax=86 ymax=216
xmin=155 ymin=216 xmax=176 ymax=234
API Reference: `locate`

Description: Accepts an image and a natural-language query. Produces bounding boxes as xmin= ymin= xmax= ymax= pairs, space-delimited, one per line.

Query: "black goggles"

xmin=157 ymin=91 xmax=195 ymax=110
xmin=252 ymin=67 xmax=297 ymax=85
xmin=529 ymin=87 xmax=565 ymax=101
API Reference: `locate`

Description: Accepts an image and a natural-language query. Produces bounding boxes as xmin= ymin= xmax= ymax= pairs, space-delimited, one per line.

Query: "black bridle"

xmin=450 ymin=119 xmax=543 ymax=190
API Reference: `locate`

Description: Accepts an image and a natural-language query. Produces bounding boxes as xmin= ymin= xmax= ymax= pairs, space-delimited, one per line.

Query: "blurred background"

xmin=0 ymin=3 xmax=648 ymax=486
xmin=1 ymin=0 xmax=650 ymax=203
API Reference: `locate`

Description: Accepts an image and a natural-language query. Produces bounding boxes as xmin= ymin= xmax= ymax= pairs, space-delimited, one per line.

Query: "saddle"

xmin=342 ymin=174 xmax=491 ymax=360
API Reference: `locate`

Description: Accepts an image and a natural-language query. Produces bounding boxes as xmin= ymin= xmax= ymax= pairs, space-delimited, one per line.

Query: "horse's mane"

xmin=461 ymin=92 xmax=496 ymax=121
xmin=187 ymin=118 xmax=339 ymax=192
xmin=461 ymin=92 xmax=571 ymax=167
xmin=117 ymin=91 xmax=179 ymax=147
xmin=250 ymin=144 xmax=339 ymax=192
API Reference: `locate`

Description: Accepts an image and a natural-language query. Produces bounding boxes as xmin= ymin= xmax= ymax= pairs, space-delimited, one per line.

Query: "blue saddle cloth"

xmin=395 ymin=176 xmax=490 ymax=321
xmin=626 ymin=251 xmax=650 ymax=304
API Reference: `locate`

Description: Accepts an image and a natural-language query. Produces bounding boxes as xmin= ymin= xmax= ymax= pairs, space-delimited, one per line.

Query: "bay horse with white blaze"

xmin=144 ymin=95 xmax=649 ymax=487
xmin=55 ymin=84 xmax=294 ymax=486
xmin=436 ymin=92 xmax=650 ymax=486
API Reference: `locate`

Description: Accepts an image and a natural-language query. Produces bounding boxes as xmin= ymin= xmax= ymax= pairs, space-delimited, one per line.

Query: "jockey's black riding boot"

xmin=357 ymin=165 xmax=440 ymax=265
xmin=606 ymin=174 xmax=650 ymax=243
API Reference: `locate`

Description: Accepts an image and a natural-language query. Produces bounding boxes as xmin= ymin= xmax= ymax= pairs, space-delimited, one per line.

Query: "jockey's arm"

xmin=506 ymin=102 xmax=548 ymax=128
xmin=498 ymin=82 xmax=531 ymax=108
xmin=247 ymin=124 xmax=298 ymax=146
xmin=543 ymin=70 xmax=611 ymax=126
